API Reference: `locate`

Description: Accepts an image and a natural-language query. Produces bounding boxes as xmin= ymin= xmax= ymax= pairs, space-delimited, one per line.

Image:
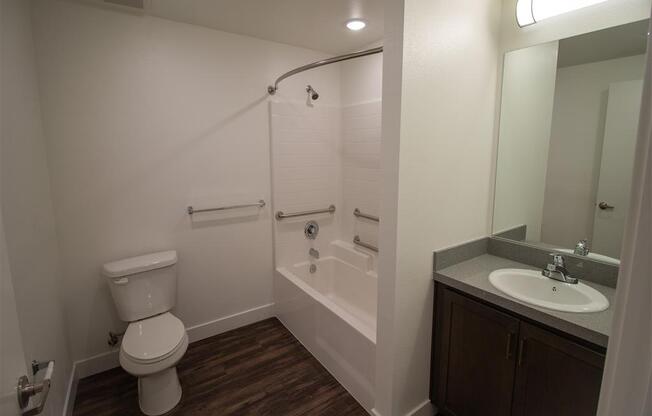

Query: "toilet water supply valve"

xmin=108 ymin=330 xmax=125 ymax=347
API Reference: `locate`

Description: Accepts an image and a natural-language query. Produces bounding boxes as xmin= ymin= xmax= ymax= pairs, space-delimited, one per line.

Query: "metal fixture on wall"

xmin=267 ymin=46 xmax=383 ymax=95
xmin=306 ymin=85 xmax=319 ymax=101
xmin=354 ymin=208 xmax=379 ymax=222
xmin=305 ymin=221 xmax=320 ymax=240
xmin=108 ymin=330 xmax=125 ymax=347
xmin=187 ymin=200 xmax=265 ymax=215
xmin=353 ymin=235 xmax=378 ymax=253
xmin=276 ymin=204 xmax=336 ymax=220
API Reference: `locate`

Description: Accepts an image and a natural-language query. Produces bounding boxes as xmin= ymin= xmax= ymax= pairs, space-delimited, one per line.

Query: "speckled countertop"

xmin=435 ymin=254 xmax=615 ymax=348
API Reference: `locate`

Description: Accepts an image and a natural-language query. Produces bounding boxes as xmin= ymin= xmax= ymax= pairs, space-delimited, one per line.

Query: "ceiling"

xmin=101 ymin=0 xmax=384 ymax=54
xmin=558 ymin=19 xmax=649 ymax=68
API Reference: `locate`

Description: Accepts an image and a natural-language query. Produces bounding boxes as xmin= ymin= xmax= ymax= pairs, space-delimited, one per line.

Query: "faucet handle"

xmin=550 ymin=253 xmax=565 ymax=267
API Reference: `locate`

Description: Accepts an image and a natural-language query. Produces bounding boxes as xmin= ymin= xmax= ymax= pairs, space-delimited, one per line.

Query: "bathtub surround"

xmin=269 ymin=51 xmax=382 ymax=411
xmin=275 ymin=242 xmax=377 ymax=411
xmin=30 ymin=0 xmax=342 ymax=370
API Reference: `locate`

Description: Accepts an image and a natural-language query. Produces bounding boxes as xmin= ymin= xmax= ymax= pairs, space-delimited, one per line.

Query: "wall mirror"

xmin=493 ymin=19 xmax=649 ymax=265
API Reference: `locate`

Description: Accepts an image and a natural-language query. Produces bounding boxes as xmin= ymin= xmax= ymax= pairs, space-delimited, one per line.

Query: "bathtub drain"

xmin=310 ymin=264 xmax=317 ymax=274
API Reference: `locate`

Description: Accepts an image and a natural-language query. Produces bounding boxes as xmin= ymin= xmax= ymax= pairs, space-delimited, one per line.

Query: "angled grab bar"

xmin=354 ymin=208 xmax=379 ymax=222
xmin=354 ymin=235 xmax=379 ymax=253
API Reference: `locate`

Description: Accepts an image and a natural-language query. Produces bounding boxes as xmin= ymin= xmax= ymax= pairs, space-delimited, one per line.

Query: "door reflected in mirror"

xmin=493 ymin=20 xmax=649 ymax=265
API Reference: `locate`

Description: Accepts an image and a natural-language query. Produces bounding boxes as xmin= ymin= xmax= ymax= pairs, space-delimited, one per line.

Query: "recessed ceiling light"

xmin=346 ymin=19 xmax=366 ymax=31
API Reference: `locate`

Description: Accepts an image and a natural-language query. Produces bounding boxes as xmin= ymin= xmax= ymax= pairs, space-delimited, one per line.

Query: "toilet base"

xmin=138 ymin=366 xmax=182 ymax=415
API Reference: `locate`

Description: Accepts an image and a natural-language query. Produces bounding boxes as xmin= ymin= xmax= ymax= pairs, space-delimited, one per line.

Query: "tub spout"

xmin=309 ymin=248 xmax=320 ymax=259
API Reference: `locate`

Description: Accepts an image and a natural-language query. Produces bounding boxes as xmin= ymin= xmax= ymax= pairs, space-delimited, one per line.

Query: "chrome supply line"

xmin=353 ymin=235 xmax=378 ymax=253
xmin=275 ymin=205 xmax=336 ymax=220
xmin=187 ymin=200 xmax=265 ymax=215
xmin=267 ymin=46 xmax=383 ymax=95
xmin=354 ymin=208 xmax=379 ymax=222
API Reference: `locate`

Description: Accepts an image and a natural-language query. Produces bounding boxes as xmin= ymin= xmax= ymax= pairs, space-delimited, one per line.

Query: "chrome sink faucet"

xmin=542 ymin=254 xmax=578 ymax=284
xmin=574 ymin=239 xmax=590 ymax=256
xmin=309 ymin=248 xmax=320 ymax=259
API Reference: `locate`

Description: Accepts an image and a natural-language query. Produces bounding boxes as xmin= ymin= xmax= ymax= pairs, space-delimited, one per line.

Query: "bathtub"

xmin=274 ymin=240 xmax=377 ymax=412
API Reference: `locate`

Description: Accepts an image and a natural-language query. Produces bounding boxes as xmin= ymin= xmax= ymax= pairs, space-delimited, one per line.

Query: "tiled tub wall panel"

xmin=271 ymin=101 xmax=341 ymax=266
xmin=341 ymin=101 xmax=382 ymax=255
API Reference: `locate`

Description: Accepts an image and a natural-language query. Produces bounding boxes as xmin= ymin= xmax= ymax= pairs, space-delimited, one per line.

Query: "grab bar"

xmin=187 ymin=200 xmax=265 ymax=215
xmin=354 ymin=235 xmax=378 ymax=253
xmin=276 ymin=205 xmax=336 ymax=220
xmin=354 ymin=208 xmax=379 ymax=222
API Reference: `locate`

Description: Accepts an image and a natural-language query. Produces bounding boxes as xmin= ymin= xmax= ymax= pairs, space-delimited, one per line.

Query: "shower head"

xmin=306 ymin=85 xmax=319 ymax=100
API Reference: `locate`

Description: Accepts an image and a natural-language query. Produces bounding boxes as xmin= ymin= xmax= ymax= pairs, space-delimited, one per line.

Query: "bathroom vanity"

xmin=429 ymin=241 xmax=615 ymax=416
xmin=430 ymin=18 xmax=650 ymax=416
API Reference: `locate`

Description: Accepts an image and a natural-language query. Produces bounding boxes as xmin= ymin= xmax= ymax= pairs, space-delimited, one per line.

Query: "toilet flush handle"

xmin=113 ymin=277 xmax=129 ymax=285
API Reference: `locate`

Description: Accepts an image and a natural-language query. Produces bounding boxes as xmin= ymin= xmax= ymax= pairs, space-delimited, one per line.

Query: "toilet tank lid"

xmin=102 ymin=250 xmax=177 ymax=278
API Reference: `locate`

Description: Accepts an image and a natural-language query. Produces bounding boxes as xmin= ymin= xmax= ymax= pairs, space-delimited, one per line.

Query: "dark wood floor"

xmin=73 ymin=318 xmax=367 ymax=416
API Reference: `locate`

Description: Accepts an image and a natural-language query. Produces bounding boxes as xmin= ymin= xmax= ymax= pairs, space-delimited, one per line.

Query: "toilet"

xmin=102 ymin=250 xmax=187 ymax=416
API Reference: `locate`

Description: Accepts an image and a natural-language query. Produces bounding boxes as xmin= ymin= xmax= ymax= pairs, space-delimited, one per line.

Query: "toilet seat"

xmin=122 ymin=312 xmax=185 ymax=364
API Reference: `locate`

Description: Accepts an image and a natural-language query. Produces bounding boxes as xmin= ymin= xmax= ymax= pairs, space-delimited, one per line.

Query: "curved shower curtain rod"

xmin=267 ymin=46 xmax=383 ymax=95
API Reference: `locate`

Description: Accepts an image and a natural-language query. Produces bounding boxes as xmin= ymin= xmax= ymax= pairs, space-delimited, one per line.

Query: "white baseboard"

xmin=186 ymin=303 xmax=275 ymax=343
xmin=407 ymin=400 xmax=435 ymax=416
xmin=62 ymin=303 xmax=275 ymax=415
xmin=371 ymin=400 xmax=435 ymax=416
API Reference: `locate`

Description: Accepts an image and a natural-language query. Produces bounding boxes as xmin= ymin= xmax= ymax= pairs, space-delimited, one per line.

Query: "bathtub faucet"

xmin=309 ymin=248 xmax=320 ymax=259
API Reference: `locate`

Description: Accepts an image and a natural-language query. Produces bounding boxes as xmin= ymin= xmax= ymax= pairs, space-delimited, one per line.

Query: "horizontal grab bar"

xmin=354 ymin=235 xmax=378 ymax=253
xmin=354 ymin=208 xmax=379 ymax=222
xmin=276 ymin=205 xmax=336 ymax=220
xmin=187 ymin=200 xmax=265 ymax=215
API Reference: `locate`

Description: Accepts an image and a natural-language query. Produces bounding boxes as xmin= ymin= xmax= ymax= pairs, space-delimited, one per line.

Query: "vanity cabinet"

xmin=431 ymin=284 xmax=605 ymax=416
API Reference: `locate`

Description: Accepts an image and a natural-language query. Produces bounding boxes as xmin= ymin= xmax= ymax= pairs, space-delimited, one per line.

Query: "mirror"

xmin=493 ymin=20 xmax=649 ymax=265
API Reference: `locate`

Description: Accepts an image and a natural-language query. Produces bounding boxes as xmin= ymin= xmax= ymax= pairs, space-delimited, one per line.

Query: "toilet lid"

xmin=122 ymin=312 xmax=186 ymax=363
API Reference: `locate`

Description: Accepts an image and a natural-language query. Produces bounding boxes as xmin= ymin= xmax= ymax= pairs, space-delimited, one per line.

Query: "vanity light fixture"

xmin=517 ymin=0 xmax=609 ymax=27
xmin=346 ymin=19 xmax=366 ymax=31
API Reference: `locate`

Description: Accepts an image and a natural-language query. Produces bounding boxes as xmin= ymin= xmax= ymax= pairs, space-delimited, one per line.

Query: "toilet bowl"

xmin=119 ymin=312 xmax=188 ymax=415
xmin=103 ymin=250 xmax=186 ymax=415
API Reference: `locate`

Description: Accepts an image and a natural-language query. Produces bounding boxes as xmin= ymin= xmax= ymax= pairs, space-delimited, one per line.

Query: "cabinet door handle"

xmin=505 ymin=332 xmax=515 ymax=360
xmin=517 ymin=338 xmax=527 ymax=366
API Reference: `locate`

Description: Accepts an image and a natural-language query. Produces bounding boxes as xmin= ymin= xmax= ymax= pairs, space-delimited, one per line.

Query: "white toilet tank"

xmin=102 ymin=250 xmax=178 ymax=322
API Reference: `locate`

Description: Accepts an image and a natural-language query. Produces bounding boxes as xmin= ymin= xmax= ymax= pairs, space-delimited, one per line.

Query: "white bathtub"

xmin=274 ymin=241 xmax=377 ymax=411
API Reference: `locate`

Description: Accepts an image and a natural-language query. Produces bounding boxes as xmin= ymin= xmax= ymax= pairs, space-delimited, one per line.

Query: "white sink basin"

xmin=489 ymin=268 xmax=609 ymax=313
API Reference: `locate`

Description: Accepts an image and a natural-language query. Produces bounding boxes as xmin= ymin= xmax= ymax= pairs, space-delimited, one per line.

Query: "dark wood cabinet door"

xmin=436 ymin=289 xmax=520 ymax=416
xmin=512 ymin=322 xmax=605 ymax=416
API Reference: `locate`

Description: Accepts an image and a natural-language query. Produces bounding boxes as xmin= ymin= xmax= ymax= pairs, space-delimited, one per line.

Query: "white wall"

xmin=0 ymin=0 xmax=72 ymax=414
xmin=541 ymin=54 xmax=645 ymax=249
xmin=493 ymin=42 xmax=559 ymax=240
xmin=376 ymin=0 xmax=502 ymax=414
xmin=341 ymin=49 xmax=384 ymax=106
xmin=30 ymin=0 xmax=342 ymax=364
